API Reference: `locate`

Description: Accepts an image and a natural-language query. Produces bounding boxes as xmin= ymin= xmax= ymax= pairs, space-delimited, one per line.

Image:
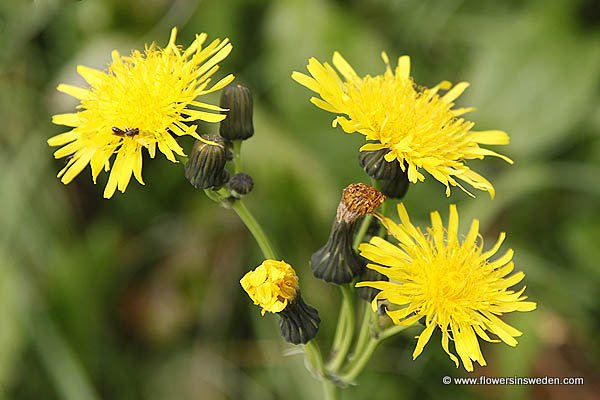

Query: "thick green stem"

xmin=231 ymin=199 xmax=277 ymax=259
xmin=329 ymin=294 xmax=348 ymax=353
xmin=305 ymin=341 xmax=338 ymax=400
xmin=232 ymin=140 xmax=243 ymax=173
xmin=379 ymin=324 xmax=410 ymax=341
xmin=339 ymin=337 xmax=379 ymax=384
xmin=339 ymin=324 xmax=411 ymax=384
xmin=327 ymin=285 xmax=355 ymax=372
xmin=352 ymin=214 xmax=373 ymax=251
xmin=351 ymin=303 xmax=372 ymax=361
xmin=230 ymin=199 xmax=336 ymax=396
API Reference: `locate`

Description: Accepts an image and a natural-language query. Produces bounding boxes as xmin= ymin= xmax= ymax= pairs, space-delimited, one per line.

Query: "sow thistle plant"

xmin=49 ymin=29 xmax=536 ymax=399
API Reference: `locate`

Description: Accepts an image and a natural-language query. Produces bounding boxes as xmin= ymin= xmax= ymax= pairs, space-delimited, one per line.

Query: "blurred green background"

xmin=1 ymin=0 xmax=600 ymax=399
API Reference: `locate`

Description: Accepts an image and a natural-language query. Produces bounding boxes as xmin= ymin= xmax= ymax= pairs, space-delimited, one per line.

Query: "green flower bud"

xmin=377 ymin=171 xmax=409 ymax=199
xmin=279 ymin=293 xmax=321 ymax=345
xmin=358 ymin=148 xmax=402 ymax=180
xmin=219 ymin=84 xmax=254 ymax=141
xmin=311 ymin=183 xmax=386 ymax=284
xmin=185 ymin=135 xmax=229 ymax=189
xmin=228 ymin=172 xmax=254 ymax=197
xmin=311 ymin=218 xmax=364 ymax=284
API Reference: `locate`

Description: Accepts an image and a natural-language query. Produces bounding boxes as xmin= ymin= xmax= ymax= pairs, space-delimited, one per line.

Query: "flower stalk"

xmin=230 ymin=198 xmax=277 ymax=259
xmin=326 ymin=285 xmax=355 ymax=372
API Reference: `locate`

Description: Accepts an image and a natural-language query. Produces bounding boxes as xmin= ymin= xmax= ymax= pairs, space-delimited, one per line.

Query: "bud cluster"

xmin=185 ymin=84 xmax=256 ymax=198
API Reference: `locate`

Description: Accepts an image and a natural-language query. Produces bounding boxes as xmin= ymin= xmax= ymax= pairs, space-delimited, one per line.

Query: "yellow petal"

xmin=442 ymin=82 xmax=470 ymax=103
xmin=167 ymin=26 xmax=178 ymax=48
xmin=332 ymin=51 xmax=358 ymax=81
xmin=52 ymin=113 xmax=81 ymax=127
xmin=57 ymin=84 xmax=90 ymax=100
xmin=77 ymin=65 xmax=105 ymax=86
xmin=310 ymin=97 xmax=338 ymax=113
xmin=48 ymin=130 xmax=79 ymax=147
xmin=412 ymin=322 xmax=436 ymax=359
xmin=447 ymin=204 xmax=459 ymax=245
xmin=291 ymin=71 xmax=321 ymax=93
xmin=471 ymin=130 xmax=510 ymax=145
xmin=60 ymin=149 xmax=94 ymax=184
xmin=396 ymin=55 xmax=410 ymax=79
xmin=183 ymin=110 xmax=227 ymax=123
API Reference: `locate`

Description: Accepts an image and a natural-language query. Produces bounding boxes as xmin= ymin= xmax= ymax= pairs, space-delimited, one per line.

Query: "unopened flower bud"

xmin=228 ymin=172 xmax=254 ymax=197
xmin=279 ymin=294 xmax=321 ymax=345
xmin=185 ymin=135 xmax=229 ymax=189
xmin=311 ymin=183 xmax=385 ymax=284
xmin=358 ymin=148 xmax=402 ymax=180
xmin=240 ymin=260 xmax=320 ymax=345
xmin=219 ymin=84 xmax=254 ymax=141
xmin=377 ymin=172 xmax=409 ymax=199
xmin=359 ymin=149 xmax=410 ymax=199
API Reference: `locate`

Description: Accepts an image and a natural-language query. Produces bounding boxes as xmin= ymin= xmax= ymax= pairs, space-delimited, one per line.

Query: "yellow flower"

xmin=356 ymin=204 xmax=536 ymax=372
xmin=240 ymin=260 xmax=299 ymax=315
xmin=49 ymin=27 xmax=234 ymax=198
xmin=292 ymin=52 xmax=512 ymax=198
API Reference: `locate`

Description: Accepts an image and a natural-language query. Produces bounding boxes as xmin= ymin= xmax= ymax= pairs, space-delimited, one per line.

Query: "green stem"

xmin=229 ymin=199 xmax=336 ymax=395
xmin=329 ymin=294 xmax=348 ymax=353
xmin=232 ymin=140 xmax=243 ymax=173
xmin=339 ymin=324 xmax=411 ymax=384
xmin=327 ymin=285 xmax=355 ymax=372
xmin=339 ymin=337 xmax=379 ymax=384
xmin=223 ymin=183 xmax=336 ymax=396
xmin=231 ymin=199 xmax=277 ymax=259
xmin=352 ymin=214 xmax=373 ymax=251
xmin=351 ymin=303 xmax=372 ymax=361
xmin=305 ymin=341 xmax=338 ymax=400
xmin=379 ymin=324 xmax=410 ymax=341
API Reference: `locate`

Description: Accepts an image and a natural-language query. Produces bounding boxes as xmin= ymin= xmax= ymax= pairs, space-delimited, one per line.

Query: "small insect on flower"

xmin=48 ymin=27 xmax=234 ymax=198
xmin=111 ymin=127 xmax=140 ymax=138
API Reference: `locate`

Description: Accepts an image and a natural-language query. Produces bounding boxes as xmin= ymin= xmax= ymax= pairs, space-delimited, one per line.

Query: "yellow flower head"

xmin=240 ymin=260 xmax=299 ymax=316
xmin=292 ymin=52 xmax=512 ymax=198
xmin=49 ymin=27 xmax=234 ymax=198
xmin=357 ymin=204 xmax=536 ymax=372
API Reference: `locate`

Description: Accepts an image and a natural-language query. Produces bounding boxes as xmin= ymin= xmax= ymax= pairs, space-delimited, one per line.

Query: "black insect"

xmin=112 ymin=126 xmax=140 ymax=137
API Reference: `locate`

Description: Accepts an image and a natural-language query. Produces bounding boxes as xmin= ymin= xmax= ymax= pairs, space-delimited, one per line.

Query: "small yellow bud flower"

xmin=241 ymin=260 xmax=320 ymax=344
xmin=240 ymin=260 xmax=299 ymax=316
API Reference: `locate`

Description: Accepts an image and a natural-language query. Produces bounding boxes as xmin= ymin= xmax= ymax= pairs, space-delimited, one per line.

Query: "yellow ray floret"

xmin=292 ymin=52 xmax=512 ymax=198
xmin=240 ymin=260 xmax=299 ymax=315
xmin=49 ymin=27 xmax=234 ymax=198
xmin=356 ymin=204 xmax=536 ymax=372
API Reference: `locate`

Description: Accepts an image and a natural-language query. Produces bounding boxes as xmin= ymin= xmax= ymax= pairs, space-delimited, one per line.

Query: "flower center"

xmin=416 ymin=241 xmax=489 ymax=320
